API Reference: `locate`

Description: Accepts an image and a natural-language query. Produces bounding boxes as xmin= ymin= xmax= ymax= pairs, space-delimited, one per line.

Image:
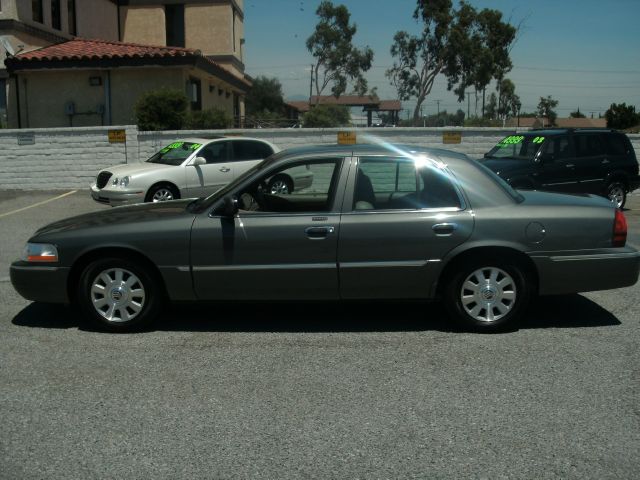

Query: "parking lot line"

xmin=0 ymin=190 xmax=78 ymax=219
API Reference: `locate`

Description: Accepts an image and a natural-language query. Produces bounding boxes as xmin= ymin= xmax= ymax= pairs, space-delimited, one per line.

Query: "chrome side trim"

xmin=549 ymin=252 xmax=640 ymax=262
xmin=193 ymin=263 xmax=336 ymax=272
xmin=340 ymin=260 xmax=438 ymax=269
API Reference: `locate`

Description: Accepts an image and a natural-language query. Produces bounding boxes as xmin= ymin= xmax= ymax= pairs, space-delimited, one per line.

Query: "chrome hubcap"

xmin=460 ymin=267 xmax=516 ymax=323
xmin=608 ymin=186 xmax=624 ymax=208
xmin=152 ymin=188 xmax=174 ymax=202
xmin=269 ymin=180 xmax=289 ymax=195
xmin=90 ymin=268 xmax=145 ymax=323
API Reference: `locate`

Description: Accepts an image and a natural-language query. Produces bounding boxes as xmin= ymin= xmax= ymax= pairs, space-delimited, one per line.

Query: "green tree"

xmin=245 ymin=76 xmax=285 ymax=116
xmin=302 ymin=104 xmax=350 ymax=127
xmin=605 ymin=103 xmax=639 ymax=130
xmin=570 ymin=108 xmax=586 ymax=118
xmin=386 ymin=0 xmax=516 ymax=121
xmin=496 ymin=78 xmax=520 ymax=119
xmin=134 ymin=88 xmax=188 ymax=131
xmin=307 ymin=1 xmax=374 ymax=102
xmin=537 ymin=95 xmax=559 ymax=126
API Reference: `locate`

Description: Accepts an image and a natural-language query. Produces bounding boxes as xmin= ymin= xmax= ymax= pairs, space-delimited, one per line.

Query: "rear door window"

xmin=574 ymin=134 xmax=606 ymax=157
xmin=232 ymin=140 xmax=274 ymax=161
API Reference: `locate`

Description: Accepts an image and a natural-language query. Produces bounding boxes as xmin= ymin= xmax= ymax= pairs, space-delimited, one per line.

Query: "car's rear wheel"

xmin=76 ymin=257 xmax=163 ymax=332
xmin=267 ymin=175 xmax=293 ymax=195
xmin=605 ymin=181 xmax=626 ymax=209
xmin=146 ymin=184 xmax=180 ymax=203
xmin=444 ymin=258 xmax=532 ymax=332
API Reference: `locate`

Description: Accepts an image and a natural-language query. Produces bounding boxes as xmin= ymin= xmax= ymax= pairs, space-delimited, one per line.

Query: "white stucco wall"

xmin=0 ymin=126 xmax=638 ymax=190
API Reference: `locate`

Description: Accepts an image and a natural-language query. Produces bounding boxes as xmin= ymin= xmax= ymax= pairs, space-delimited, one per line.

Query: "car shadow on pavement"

xmin=12 ymin=293 xmax=620 ymax=333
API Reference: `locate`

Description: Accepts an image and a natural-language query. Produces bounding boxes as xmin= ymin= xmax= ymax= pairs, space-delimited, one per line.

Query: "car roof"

xmin=526 ymin=128 xmax=618 ymax=135
xmin=169 ymin=136 xmax=275 ymax=144
xmin=270 ymin=143 xmax=469 ymax=161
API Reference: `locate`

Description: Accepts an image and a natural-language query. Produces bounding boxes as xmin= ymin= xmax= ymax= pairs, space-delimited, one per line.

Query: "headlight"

xmin=21 ymin=243 xmax=59 ymax=263
xmin=111 ymin=176 xmax=130 ymax=187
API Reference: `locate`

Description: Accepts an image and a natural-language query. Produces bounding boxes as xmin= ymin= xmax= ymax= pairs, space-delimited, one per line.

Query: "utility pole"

xmin=435 ymin=99 xmax=441 ymax=116
xmin=465 ymin=92 xmax=472 ymax=119
xmin=309 ymin=64 xmax=314 ymax=104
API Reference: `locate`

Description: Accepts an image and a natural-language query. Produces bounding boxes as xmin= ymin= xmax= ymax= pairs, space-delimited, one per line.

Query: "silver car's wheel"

xmin=152 ymin=187 xmax=175 ymax=202
xmin=606 ymin=182 xmax=626 ymax=209
xmin=460 ymin=267 xmax=516 ymax=323
xmin=146 ymin=184 xmax=180 ymax=203
xmin=90 ymin=267 xmax=145 ymax=323
xmin=77 ymin=257 xmax=163 ymax=332
xmin=444 ymin=258 xmax=531 ymax=331
xmin=267 ymin=175 xmax=293 ymax=195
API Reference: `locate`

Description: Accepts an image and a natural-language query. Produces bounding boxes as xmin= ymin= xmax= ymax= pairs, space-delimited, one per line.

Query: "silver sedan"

xmin=12 ymin=143 xmax=640 ymax=332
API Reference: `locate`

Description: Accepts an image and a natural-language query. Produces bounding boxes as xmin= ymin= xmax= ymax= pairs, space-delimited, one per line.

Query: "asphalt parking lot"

xmin=1 ymin=190 xmax=639 ymax=479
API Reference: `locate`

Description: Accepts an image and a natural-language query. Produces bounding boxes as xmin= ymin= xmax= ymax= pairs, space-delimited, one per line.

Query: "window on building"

xmin=165 ymin=5 xmax=185 ymax=47
xmin=32 ymin=0 xmax=43 ymax=23
xmin=188 ymin=78 xmax=201 ymax=111
xmin=68 ymin=0 xmax=77 ymax=35
xmin=51 ymin=0 xmax=61 ymax=30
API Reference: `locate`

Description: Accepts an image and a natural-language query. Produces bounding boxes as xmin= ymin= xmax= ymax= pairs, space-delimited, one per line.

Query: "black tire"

xmin=76 ymin=257 xmax=163 ymax=332
xmin=605 ymin=181 xmax=626 ymax=209
xmin=145 ymin=183 xmax=180 ymax=203
xmin=267 ymin=174 xmax=293 ymax=195
xmin=443 ymin=257 xmax=532 ymax=332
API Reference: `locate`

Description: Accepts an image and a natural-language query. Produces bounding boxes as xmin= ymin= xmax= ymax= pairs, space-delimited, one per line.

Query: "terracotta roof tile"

xmin=14 ymin=37 xmax=197 ymax=62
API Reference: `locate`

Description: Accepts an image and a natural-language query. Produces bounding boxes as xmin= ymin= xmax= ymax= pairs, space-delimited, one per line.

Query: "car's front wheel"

xmin=267 ymin=175 xmax=293 ymax=195
xmin=76 ymin=257 xmax=163 ymax=332
xmin=146 ymin=183 xmax=180 ymax=203
xmin=443 ymin=258 xmax=532 ymax=332
xmin=605 ymin=181 xmax=626 ymax=209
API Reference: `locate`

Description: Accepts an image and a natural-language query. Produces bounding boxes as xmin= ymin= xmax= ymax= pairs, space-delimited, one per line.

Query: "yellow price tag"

xmin=337 ymin=131 xmax=357 ymax=145
xmin=108 ymin=130 xmax=126 ymax=143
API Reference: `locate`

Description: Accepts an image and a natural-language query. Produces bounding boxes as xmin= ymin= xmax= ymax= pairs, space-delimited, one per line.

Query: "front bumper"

xmin=531 ymin=246 xmax=640 ymax=295
xmin=90 ymin=184 xmax=145 ymax=206
xmin=10 ymin=262 xmax=71 ymax=303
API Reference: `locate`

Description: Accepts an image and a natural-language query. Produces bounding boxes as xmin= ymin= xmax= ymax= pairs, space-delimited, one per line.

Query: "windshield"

xmin=146 ymin=141 xmax=203 ymax=166
xmin=485 ymin=135 xmax=546 ymax=161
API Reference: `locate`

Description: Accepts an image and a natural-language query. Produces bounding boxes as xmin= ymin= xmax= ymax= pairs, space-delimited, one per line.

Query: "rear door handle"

xmin=305 ymin=226 xmax=335 ymax=239
xmin=432 ymin=223 xmax=457 ymax=236
xmin=219 ymin=166 xmax=231 ymax=172
xmin=565 ymin=164 xmax=575 ymax=168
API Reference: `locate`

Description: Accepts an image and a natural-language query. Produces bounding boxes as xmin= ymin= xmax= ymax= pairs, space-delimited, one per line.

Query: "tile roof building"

xmin=1 ymin=0 xmax=249 ymax=128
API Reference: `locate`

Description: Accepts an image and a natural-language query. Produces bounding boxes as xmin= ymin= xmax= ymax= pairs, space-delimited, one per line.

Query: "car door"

xmin=190 ymin=157 xmax=346 ymax=301
xmin=184 ymin=140 xmax=234 ymax=197
xmin=337 ymin=156 xmax=474 ymax=299
xmin=230 ymin=140 xmax=275 ymax=178
xmin=533 ymin=135 xmax=579 ymax=192
xmin=573 ymin=133 xmax=608 ymax=194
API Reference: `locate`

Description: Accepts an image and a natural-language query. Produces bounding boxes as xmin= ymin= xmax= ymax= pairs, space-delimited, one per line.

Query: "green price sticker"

xmin=497 ymin=135 xmax=525 ymax=147
xmin=190 ymin=143 xmax=202 ymax=150
xmin=532 ymin=136 xmax=545 ymax=144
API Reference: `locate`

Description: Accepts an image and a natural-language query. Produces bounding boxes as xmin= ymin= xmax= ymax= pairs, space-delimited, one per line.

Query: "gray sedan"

xmin=10 ymin=144 xmax=640 ymax=332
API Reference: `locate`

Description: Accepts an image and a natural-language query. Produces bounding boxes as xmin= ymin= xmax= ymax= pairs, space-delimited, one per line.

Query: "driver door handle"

xmin=219 ymin=166 xmax=231 ymax=172
xmin=432 ymin=223 xmax=457 ymax=236
xmin=305 ymin=226 xmax=335 ymax=239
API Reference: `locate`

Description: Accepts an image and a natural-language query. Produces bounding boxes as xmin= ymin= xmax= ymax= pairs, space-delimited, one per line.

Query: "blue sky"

xmin=244 ymin=0 xmax=640 ymax=118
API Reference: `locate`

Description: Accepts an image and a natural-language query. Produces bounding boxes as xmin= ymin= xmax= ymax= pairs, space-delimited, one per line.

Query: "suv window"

xmin=354 ymin=157 xmax=460 ymax=210
xmin=233 ymin=140 xmax=274 ymax=161
xmin=606 ymin=134 xmax=629 ymax=156
xmin=575 ymin=134 xmax=605 ymax=157
xmin=541 ymin=135 xmax=571 ymax=160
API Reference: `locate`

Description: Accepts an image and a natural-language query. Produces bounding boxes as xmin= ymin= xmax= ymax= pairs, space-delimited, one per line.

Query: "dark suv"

xmin=481 ymin=129 xmax=639 ymax=208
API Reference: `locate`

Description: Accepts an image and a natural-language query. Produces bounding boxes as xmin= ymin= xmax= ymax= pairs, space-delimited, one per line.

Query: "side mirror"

xmin=192 ymin=156 xmax=206 ymax=166
xmin=222 ymin=196 xmax=238 ymax=217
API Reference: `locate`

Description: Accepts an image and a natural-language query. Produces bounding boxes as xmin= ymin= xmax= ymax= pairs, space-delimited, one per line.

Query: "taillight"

xmin=613 ymin=209 xmax=627 ymax=247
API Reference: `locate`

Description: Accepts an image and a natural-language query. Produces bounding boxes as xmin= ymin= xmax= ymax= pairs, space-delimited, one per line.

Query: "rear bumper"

xmin=10 ymin=262 xmax=71 ymax=303
xmin=531 ymin=247 xmax=640 ymax=295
